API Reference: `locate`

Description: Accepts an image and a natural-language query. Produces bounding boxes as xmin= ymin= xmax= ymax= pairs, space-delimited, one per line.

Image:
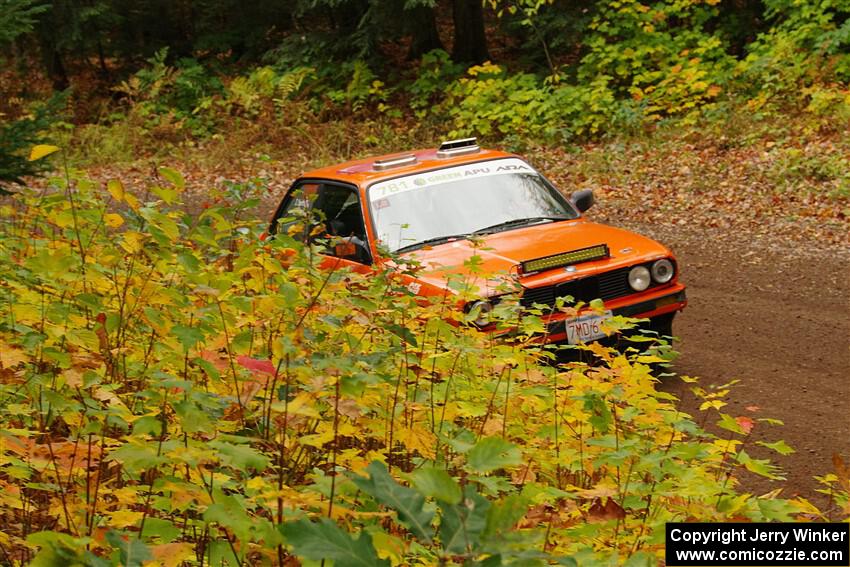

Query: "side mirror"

xmin=570 ymin=189 xmax=594 ymax=213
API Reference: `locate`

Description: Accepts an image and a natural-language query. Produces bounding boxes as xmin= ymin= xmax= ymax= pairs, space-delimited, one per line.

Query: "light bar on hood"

xmin=519 ymin=244 xmax=609 ymax=274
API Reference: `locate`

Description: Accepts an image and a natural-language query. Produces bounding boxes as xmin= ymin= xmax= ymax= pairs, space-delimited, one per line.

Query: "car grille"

xmin=520 ymin=266 xmax=632 ymax=308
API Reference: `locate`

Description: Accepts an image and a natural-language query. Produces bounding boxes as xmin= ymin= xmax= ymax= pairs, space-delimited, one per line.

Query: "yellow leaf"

xmin=104 ymin=213 xmax=124 ymax=228
xmin=11 ymin=303 xmax=41 ymax=325
xmin=53 ymin=210 xmax=75 ymax=228
xmin=107 ymin=509 xmax=144 ymax=528
xmin=120 ymin=231 xmax=145 ymax=254
xmin=28 ymin=145 xmax=60 ymax=161
xmin=395 ymin=427 xmax=436 ymax=459
xmin=148 ymin=542 xmax=195 ymax=567
xmin=113 ymin=486 xmax=142 ymax=506
xmin=63 ymin=368 xmax=83 ymax=388
xmin=107 ymin=179 xmax=125 ymax=202
xmin=0 ymin=345 xmax=29 ymax=368
xmin=107 ymin=179 xmax=140 ymax=211
xmin=299 ymin=427 xmax=336 ymax=448
xmin=125 ymin=191 xmax=140 ymax=211
xmin=700 ymin=399 xmax=726 ymax=411
xmin=790 ymin=497 xmax=823 ymax=517
xmin=634 ymin=354 xmax=666 ymax=364
xmin=575 ymin=483 xmax=618 ymax=499
xmin=371 ymin=531 xmax=405 ymax=564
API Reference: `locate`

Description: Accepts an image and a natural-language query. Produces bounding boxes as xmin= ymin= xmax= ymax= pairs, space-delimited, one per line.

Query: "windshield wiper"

xmin=472 ymin=216 xmax=570 ymax=235
xmin=395 ymin=233 xmax=471 ymax=254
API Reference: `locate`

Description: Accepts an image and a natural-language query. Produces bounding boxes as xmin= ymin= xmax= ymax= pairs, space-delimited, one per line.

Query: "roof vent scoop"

xmin=437 ymin=137 xmax=480 ymax=158
xmin=373 ymin=154 xmax=418 ymax=171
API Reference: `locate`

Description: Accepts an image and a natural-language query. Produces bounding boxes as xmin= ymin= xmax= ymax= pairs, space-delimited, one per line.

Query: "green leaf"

xmin=756 ymin=439 xmax=795 ymax=455
xmin=209 ymin=440 xmax=269 ymax=472
xmin=386 ymin=323 xmax=418 ymax=346
xmin=204 ymin=493 xmax=253 ymax=544
xmin=582 ymin=393 xmax=613 ymax=434
xmin=132 ymin=415 xmax=162 ymax=437
xmin=484 ymin=493 xmax=529 ymax=539
xmin=466 ymin=437 xmax=522 ymax=474
xmin=716 ymin=413 xmax=745 ymax=435
xmin=410 ymin=467 xmax=462 ymax=504
xmin=151 ymin=185 xmax=179 ymax=204
xmin=172 ymin=325 xmax=204 ymax=351
xmin=109 ymin=442 xmax=168 ymax=474
xmin=736 ymin=450 xmax=784 ymax=480
xmin=756 ymin=498 xmax=800 ymax=522
xmin=139 ymin=517 xmax=180 ymax=543
xmin=158 ymin=166 xmax=185 ymax=190
xmin=281 ymin=518 xmax=389 ymax=567
xmin=439 ymin=486 xmax=491 ymax=554
xmin=177 ymin=250 xmax=201 ymax=272
xmin=352 ymin=461 xmax=435 ymax=542
xmin=27 ymin=532 xmax=96 ymax=567
xmin=105 ymin=530 xmax=153 ymax=567
xmin=141 ymin=209 xmax=181 ymax=242
xmin=173 ymin=399 xmax=212 ymax=433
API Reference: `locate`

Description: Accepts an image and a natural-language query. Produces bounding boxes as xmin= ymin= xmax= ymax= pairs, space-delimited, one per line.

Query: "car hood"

xmin=401 ymin=219 xmax=673 ymax=294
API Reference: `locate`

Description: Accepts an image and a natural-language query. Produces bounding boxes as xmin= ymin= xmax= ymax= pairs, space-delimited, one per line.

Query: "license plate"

xmin=566 ymin=311 xmax=612 ymax=344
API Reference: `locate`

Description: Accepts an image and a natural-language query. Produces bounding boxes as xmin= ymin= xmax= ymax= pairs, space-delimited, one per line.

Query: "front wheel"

xmin=647 ymin=312 xmax=675 ymax=341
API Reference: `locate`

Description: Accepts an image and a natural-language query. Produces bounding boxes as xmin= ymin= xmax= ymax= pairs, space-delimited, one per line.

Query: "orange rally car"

xmin=268 ymin=138 xmax=686 ymax=345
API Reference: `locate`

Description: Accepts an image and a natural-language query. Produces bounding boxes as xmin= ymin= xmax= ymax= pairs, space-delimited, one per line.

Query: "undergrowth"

xmin=0 ymin=149 xmax=846 ymax=565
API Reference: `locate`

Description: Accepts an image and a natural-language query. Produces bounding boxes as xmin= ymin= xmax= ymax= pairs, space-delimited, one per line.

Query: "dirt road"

xmin=621 ymin=222 xmax=850 ymax=512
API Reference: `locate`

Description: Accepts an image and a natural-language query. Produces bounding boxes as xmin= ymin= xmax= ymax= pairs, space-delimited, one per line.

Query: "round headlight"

xmin=651 ymin=258 xmax=674 ymax=284
xmin=468 ymin=300 xmax=493 ymax=327
xmin=628 ymin=265 xmax=651 ymax=291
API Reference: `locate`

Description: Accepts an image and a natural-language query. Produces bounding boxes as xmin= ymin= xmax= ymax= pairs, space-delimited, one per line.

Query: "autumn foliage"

xmin=0 ymin=154 xmax=845 ymax=565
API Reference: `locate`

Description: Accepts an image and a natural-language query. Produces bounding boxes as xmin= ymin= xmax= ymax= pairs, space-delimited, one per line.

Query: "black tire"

xmin=648 ymin=313 xmax=675 ymax=341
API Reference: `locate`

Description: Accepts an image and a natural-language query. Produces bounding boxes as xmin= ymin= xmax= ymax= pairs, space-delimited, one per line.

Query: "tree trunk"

xmin=35 ymin=6 xmax=70 ymax=91
xmin=451 ymin=0 xmax=489 ymax=64
xmin=406 ymin=5 xmax=443 ymax=60
xmin=38 ymin=37 xmax=70 ymax=91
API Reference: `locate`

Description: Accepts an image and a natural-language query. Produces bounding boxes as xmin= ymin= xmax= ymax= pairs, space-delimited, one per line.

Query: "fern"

xmin=276 ymin=66 xmax=316 ymax=100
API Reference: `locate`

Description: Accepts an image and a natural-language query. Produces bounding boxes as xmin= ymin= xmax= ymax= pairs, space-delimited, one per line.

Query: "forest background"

xmin=0 ymin=0 xmax=848 ymax=565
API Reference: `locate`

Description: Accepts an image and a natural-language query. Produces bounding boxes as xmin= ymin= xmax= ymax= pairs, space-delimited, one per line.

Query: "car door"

xmin=269 ymin=179 xmax=372 ymax=273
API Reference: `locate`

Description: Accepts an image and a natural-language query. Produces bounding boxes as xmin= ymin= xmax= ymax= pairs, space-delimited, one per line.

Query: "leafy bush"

xmin=324 ymin=59 xmax=388 ymax=113
xmin=442 ymin=63 xmax=554 ymax=139
xmin=225 ymin=59 xmax=387 ymax=117
xmin=225 ymin=66 xmax=316 ymax=118
xmin=441 ymin=63 xmax=620 ymax=142
xmin=114 ymin=49 xmax=225 ymax=136
xmin=575 ymin=0 xmax=733 ymax=121
xmin=736 ymin=0 xmax=850 ymax=118
xmin=407 ymin=50 xmax=465 ymax=116
xmin=0 ymin=151 xmax=841 ymax=565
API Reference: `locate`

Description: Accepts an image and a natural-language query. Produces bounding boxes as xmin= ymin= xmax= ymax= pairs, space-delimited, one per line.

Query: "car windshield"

xmin=368 ymin=158 xmax=579 ymax=253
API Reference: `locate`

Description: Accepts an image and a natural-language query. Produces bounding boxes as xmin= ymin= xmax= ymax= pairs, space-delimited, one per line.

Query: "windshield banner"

xmin=369 ymin=158 xmax=533 ymax=201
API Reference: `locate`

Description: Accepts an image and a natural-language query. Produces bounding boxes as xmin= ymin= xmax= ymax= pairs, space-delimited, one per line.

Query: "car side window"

xmin=270 ymin=181 xmax=371 ymax=264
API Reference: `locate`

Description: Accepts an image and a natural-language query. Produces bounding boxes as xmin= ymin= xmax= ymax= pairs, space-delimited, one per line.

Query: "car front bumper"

xmin=540 ymin=284 xmax=687 ymax=343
